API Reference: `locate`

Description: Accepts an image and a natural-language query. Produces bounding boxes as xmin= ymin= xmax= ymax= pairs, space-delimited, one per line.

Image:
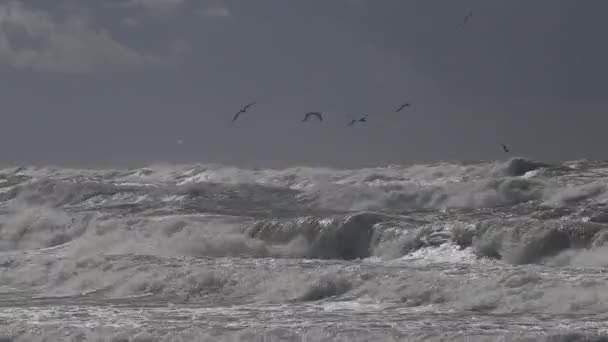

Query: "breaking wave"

xmin=1 ymin=158 xmax=607 ymax=261
xmin=0 ymin=159 xmax=608 ymax=305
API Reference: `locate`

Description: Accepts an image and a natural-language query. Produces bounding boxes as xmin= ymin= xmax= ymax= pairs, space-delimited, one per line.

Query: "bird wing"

xmin=244 ymin=102 xmax=256 ymax=110
xmin=396 ymin=104 xmax=407 ymax=112
xmin=232 ymin=111 xmax=242 ymax=122
xmin=304 ymin=112 xmax=323 ymax=121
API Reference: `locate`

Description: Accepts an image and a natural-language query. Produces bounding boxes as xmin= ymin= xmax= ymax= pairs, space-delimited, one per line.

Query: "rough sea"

xmin=1 ymin=158 xmax=608 ymax=341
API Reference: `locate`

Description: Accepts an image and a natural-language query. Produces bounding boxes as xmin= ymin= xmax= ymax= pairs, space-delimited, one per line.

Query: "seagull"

xmin=232 ymin=102 xmax=256 ymax=122
xmin=302 ymin=112 xmax=323 ymax=122
xmin=462 ymin=11 xmax=473 ymax=26
xmin=347 ymin=115 xmax=368 ymax=127
xmin=395 ymin=103 xmax=411 ymax=112
xmin=501 ymin=143 xmax=510 ymax=153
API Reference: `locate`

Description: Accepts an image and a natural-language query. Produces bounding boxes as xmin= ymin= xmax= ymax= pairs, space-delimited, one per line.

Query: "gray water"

xmin=1 ymin=158 xmax=608 ymax=341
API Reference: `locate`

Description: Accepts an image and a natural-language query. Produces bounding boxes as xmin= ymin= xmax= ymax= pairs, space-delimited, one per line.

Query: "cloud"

xmin=122 ymin=17 xmax=138 ymax=27
xmin=201 ymin=7 xmax=230 ymax=17
xmin=0 ymin=1 xmax=162 ymax=73
xmin=127 ymin=0 xmax=184 ymax=14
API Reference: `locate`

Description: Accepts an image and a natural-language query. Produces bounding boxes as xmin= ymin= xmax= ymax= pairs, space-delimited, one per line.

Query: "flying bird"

xmin=347 ymin=115 xmax=368 ymax=127
xmin=302 ymin=112 xmax=323 ymax=122
xmin=395 ymin=103 xmax=411 ymax=112
xmin=232 ymin=102 xmax=256 ymax=122
xmin=501 ymin=143 xmax=510 ymax=153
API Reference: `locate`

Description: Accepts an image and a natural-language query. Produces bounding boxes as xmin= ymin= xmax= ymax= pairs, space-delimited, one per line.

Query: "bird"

xmin=395 ymin=103 xmax=411 ymax=112
xmin=302 ymin=112 xmax=323 ymax=122
xmin=501 ymin=143 xmax=510 ymax=153
xmin=347 ymin=115 xmax=368 ymax=127
xmin=232 ymin=102 xmax=256 ymax=122
xmin=462 ymin=11 xmax=473 ymax=26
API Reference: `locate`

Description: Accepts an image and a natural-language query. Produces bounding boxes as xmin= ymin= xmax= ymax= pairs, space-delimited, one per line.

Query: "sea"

xmin=0 ymin=157 xmax=607 ymax=341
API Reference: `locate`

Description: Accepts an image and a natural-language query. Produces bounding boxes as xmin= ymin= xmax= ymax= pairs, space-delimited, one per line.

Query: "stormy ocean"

xmin=0 ymin=157 xmax=608 ymax=341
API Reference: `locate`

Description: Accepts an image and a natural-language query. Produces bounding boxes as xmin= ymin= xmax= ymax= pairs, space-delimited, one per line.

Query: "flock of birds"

xmin=230 ymin=101 xmax=410 ymax=127
xmin=228 ymin=10 xmax=511 ymax=154
xmin=230 ymin=100 xmax=510 ymax=153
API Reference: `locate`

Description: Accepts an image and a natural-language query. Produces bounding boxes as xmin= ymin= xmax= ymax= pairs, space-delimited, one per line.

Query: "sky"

xmin=0 ymin=0 xmax=607 ymax=168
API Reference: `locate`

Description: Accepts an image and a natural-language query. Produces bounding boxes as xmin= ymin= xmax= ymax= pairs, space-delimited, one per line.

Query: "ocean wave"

xmin=1 ymin=158 xmax=608 ymax=306
xmin=0 ymin=157 xmax=565 ymax=214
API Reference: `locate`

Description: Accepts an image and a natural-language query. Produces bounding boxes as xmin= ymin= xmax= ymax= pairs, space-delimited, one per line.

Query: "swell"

xmin=0 ymin=157 xmax=562 ymax=215
xmin=247 ymin=212 xmax=391 ymax=259
xmin=453 ymin=218 xmax=608 ymax=264
xmin=1 ymin=158 xmax=608 ymax=266
xmin=2 ymin=205 xmax=606 ymax=266
xmin=1 ymin=159 xmax=608 ymax=341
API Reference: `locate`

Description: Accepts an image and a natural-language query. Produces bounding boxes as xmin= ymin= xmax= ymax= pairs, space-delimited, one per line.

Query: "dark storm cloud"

xmin=0 ymin=0 xmax=607 ymax=168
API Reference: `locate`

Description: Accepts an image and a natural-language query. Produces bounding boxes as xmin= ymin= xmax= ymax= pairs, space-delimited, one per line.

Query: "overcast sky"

xmin=0 ymin=0 xmax=606 ymax=168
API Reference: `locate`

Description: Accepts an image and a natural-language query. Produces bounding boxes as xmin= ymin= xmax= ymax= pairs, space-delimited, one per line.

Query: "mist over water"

xmin=1 ymin=158 xmax=608 ymax=340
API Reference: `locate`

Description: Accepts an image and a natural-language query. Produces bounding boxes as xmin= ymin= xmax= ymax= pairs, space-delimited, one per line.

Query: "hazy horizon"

xmin=1 ymin=0 xmax=607 ymax=168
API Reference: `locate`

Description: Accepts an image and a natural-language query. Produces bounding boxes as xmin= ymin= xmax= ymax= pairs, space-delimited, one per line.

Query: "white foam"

xmin=399 ymin=243 xmax=476 ymax=264
xmin=320 ymin=300 xmax=385 ymax=312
